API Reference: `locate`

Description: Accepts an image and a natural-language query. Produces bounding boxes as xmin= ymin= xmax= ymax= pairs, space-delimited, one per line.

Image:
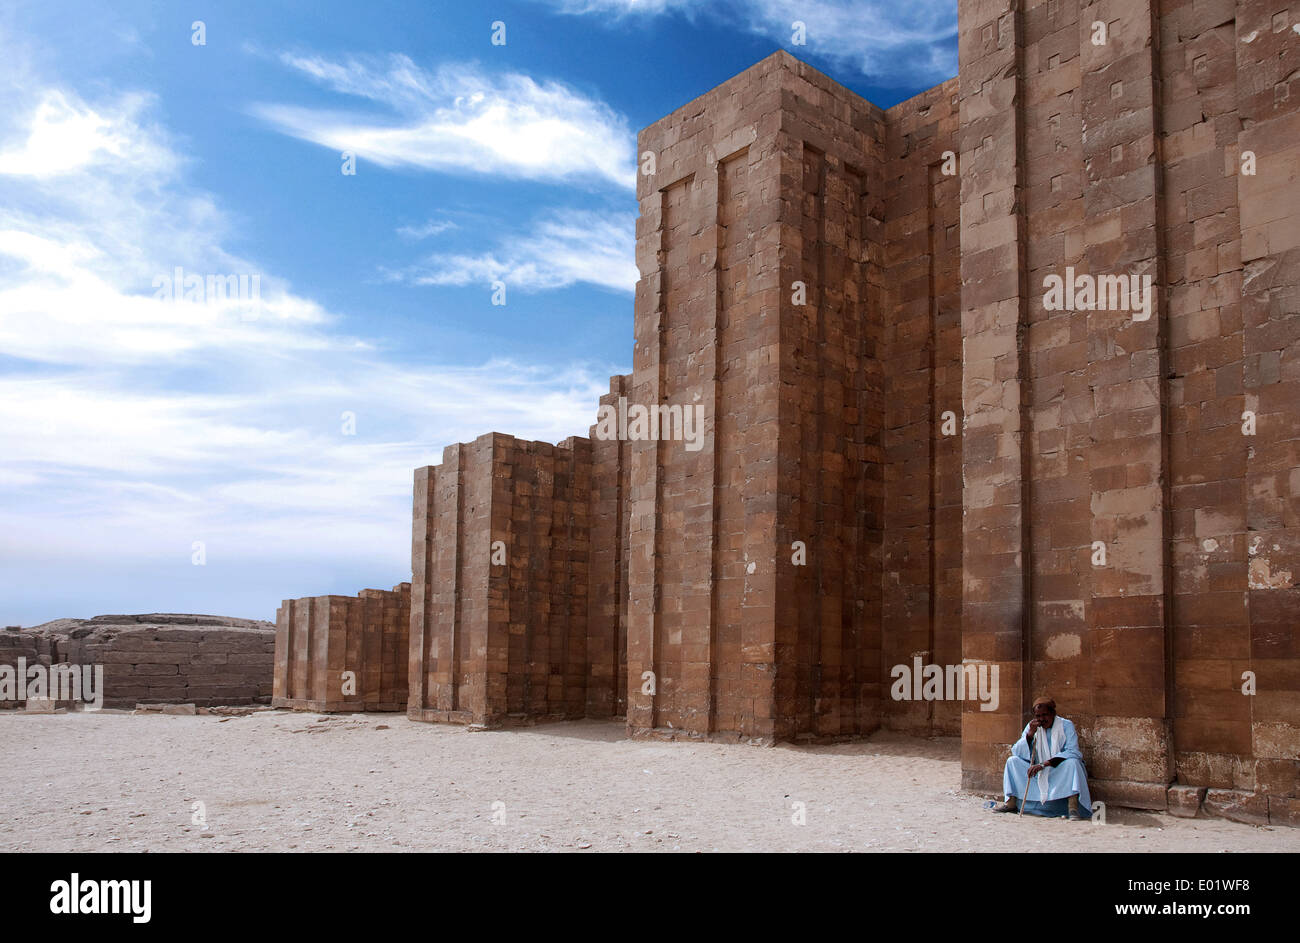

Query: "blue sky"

xmin=0 ymin=0 xmax=956 ymax=626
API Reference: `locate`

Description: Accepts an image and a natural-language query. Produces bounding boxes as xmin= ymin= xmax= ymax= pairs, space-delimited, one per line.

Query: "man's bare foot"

xmin=990 ymin=797 xmax=1018 ymax=813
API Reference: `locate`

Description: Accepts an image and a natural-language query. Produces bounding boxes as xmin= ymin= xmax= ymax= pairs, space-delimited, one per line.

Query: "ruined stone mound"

xmin=3 ymin=614 xmax=275 ymax=709
xmin=31 ymin=613 xmax=273 ymax=635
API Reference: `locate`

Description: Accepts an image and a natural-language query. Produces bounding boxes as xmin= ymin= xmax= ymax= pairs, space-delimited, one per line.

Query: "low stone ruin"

xmin=1 ymin=614 xmax=275 ymax=710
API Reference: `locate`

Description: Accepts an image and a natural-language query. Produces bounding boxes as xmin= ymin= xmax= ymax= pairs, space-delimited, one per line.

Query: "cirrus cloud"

xmin=251 ymin=54 xmax=637 ymax=190
xmin=535 ymin=0 xmax=959 ymax=85
xmin=0 ymin=78 xmax=619 ymax=626
xmin=383 ymin=209 xmax=637 ymax=294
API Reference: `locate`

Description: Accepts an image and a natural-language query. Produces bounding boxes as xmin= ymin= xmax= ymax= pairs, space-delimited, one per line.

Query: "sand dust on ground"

xmin=1 ymin=711 xmax=1293 ymax=852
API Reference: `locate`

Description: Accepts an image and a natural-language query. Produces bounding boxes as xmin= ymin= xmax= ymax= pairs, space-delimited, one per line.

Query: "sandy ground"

xmin=1 ymin=710 xmax=1293 ymax=852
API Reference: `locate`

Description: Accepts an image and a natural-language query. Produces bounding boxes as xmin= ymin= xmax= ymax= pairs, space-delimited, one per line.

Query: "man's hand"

xmin=1027 ymin=718 xmax=1040 ymax=745
xmin=1027 ymin=763 xmax=1045 ymax=777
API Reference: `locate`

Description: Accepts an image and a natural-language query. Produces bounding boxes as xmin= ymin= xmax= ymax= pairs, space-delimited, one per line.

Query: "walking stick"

xmin=1019 ymin=727 xmax=1038 ymax=817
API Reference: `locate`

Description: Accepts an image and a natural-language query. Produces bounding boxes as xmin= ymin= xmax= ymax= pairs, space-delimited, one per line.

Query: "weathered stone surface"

xmin=408 ymin=435 xmax=590 ymax=726
xmin=4 ymin=614 xmax=275 ymax=709
xmin=328 ymin=4 xmax=1300 ymax=824
xmin=1268 ymin=795 xmax=1300 ymax=828
xmin=1204 ymin=788 xmax=1270 ymax=826
xmin=1167 ymin=784 xmax=1207 ymax=818
xmin=274 ymin=583 xmax=410 ymax=713
xmin=1091 ymin=779 xmax=1170 ymax=811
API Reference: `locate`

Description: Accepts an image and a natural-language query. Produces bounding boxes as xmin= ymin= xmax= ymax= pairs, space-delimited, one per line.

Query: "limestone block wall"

xmin=273 ymin=584 xmax=410 ymax=712
xmin=626 ymin=56 xmax=782 ymax=742
xmin=956 ymin=0 xmax=1299 ymax=826
xmin=624 ymin=54 xmax=972 ymax=744
xmin=624 ymin=52 xmax=888 ymax=742
xmin=587 ymin=375 xmax=634 ymax=718
xmin=881 ymin=79 xmax=966 ymax=736
xmin=383 ymin=21 xmax=1296 ymax=823
xmin=408 ymin=433 xmax=591 ymax=726
xmin=6 ymin=615 xmax=276 ymax=709
xmin=0 ymin=628 xmax=56 ymax=708
xmin=774 ymin=55 xmax=889 ymax=741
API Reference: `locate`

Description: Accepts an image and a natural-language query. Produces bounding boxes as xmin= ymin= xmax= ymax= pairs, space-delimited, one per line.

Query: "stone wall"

xmin=620 ymin=52 xmax=888 ymax=742
xmin=881 ymin=79 xmax=966 ymax=737
xmin=587 ymin=375 xmax=634 ymax=718
xmin=408 ymin=434 xmax=591 ymax=726
xmin=3 ymin=615 xmax=275 ymax=709
xmin=394 ymin=12 xmax=1297 ymax=823
xmin=273 ymin=584 xmax=410 ymax=712
xmin=955 ymin=0 xmax=1298 ymax=825
xmin=0 ymin=628 xmax=57 ymax=709
xmin=774 ymin=56 xmax=888 ymax=741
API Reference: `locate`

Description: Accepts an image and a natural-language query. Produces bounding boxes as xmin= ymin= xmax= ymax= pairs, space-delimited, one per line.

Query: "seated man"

xmin=991 ymin=697 xmax=1092 ymax=820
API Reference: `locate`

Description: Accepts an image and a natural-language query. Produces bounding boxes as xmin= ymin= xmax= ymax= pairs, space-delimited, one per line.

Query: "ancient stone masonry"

xmin=273 ymin=584 xmax=410 ymax=712
xmin=0 ymin=628 xmax=58 ymax=709
xmin=587 ymin=376 xmax=634 ymax=719
xmin=882 ymin=78 xmax=965 ymax=738
xmin=408 ymin=434 xmax=590 ymax=726
xmin=396 ymin=4 xmax=1297 ymax=825
xmin=952 ymin=0 xmax=1299 ymax=827
xmin=626 ymin=54 xmax=883 ymax=743
xmin=4 ymin=615 xmax=276 ymax=709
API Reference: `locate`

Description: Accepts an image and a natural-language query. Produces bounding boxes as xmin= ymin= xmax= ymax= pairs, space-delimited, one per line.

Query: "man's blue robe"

xmin=1003 ymin=716 xmax=1092 ymax=818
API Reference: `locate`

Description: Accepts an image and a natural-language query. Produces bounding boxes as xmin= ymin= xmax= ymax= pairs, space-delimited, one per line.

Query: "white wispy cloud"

xmin=0 ymin=78 xmax=617 ymax=623
xmin=546 ymin=0 xmax=689 ymax=13
xmin=250 ymin=55 xmax=637 ymax=189
xmin=385 ymin=210 xmax=637 ymax=293
xmin=0 ymin=90 xmax=339 ymax=368
xmin=535 ymin=0 xmax=959 ymax=84
xmin=396 ymin=219 xmax=457 ymax=240
xmin=0 ymin=89 xmax=173 ymax=178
